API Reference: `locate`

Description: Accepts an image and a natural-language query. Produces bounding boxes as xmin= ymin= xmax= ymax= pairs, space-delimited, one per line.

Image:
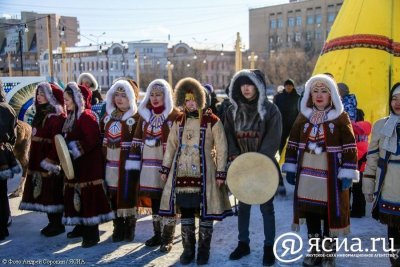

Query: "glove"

xmin=341 ymin=178 xmax=352 ymax=191
xmin=285 ymin=172 xmax=296 ymax=185
xmin=364 ymin=194 xmax=374 ymax=203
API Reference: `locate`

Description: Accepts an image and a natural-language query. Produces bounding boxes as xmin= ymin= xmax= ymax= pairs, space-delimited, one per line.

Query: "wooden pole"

xmin=7 ymin=52 xmax=12 ymax=77
xmin=47 ymin=15 xmax=54 ymax=82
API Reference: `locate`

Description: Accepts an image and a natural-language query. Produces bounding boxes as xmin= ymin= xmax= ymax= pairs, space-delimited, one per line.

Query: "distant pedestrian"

xmin=273 ymin=79 xmax=300 ymax=196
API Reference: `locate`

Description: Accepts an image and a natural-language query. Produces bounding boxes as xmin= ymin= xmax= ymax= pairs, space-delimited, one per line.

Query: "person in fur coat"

xmin=19 ymin=82 xmax=66 ymax=237
xmin=0 ymin=81 xmax=21 ymax=240
xmin=224 ymin=69 xmax=282 ymax=266
xmin=102 ymin=80 xmax=140 ymax=243
xmin=62 ymin=82 xmax=114 ymax=248
xmin=129 ymin=79 xmax=181 ymax=252
xmin=78 ymin=72 xmax=103 ymax=105
xmin=159 ymin=77 xmax=232 ymax=265
xmin=282 ymin=74 xmax=358 ymax=266
xmin=363 ymin=83 xmax=400 ymax=266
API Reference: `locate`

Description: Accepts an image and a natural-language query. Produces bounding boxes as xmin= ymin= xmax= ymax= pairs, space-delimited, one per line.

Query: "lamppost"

xmin=16 ymin=23 xmax=29 ymax=76
xmin=90 ymin=32 xmax=106 ymax=52
xmin=166 ymin=60 xmax=174 ymax=88
xmin=134 ymin=48 xmax=140 ymax=90
xmin=248 ymin=52 xmax=258 ymax=69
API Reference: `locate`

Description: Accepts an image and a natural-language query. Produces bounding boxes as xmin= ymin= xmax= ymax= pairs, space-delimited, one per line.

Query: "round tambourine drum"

xmin=227 ymin=152 xmax=279 ymax=205
xmin=54 ymin=134 xmax=75 ymax=180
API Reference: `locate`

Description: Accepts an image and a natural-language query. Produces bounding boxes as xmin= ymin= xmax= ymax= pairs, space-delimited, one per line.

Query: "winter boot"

xmin=42 ymin=213 xmax=65 ymax=237
xmin=197 ymin=222 xmax=213 ymax=265
xmin=160 ymin=217 xmax=176 ymax=253
xmin=179 ymin=220 xmax=196 ymax=265
xmin=321 ymin=237 xmax=336 ymax=267
xmin=112 ymin=217 xmax=125 ymax=242
xmin=263 ymin=245 xmax=275 ymax=266
xmin=229 ymin=241 xmax=251 ymax=260
xmin=145 ymin=215 xmax=162 ymax=247
xmin=124 ymin=216 xmax=137 ymax=242
xmin=67 ymin=225 xmax=83 ymax=238
xmin=81 ymin=225 xmax=100 ymax=248
xmin=303 ymin=234 xmax=323 ymax=266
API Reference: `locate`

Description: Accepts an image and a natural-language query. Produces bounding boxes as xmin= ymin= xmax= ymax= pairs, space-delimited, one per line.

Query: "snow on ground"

xmin=2 ymin=178 xmax=391 ymax=267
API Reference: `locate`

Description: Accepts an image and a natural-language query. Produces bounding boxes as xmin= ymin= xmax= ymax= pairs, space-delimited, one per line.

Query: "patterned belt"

xmin=32 ymin=136 xmax=53 ymax=143
xmin=65 ymin=179 xmax=104 ymax=189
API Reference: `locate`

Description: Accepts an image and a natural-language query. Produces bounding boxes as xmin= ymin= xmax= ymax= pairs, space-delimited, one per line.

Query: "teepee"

xmin=313 ymin=0 xmax=400 ymax=123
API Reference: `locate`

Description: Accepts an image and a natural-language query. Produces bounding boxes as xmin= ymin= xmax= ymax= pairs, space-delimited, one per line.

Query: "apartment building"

xmin=249 ymin=0 xmax=343 ymax=57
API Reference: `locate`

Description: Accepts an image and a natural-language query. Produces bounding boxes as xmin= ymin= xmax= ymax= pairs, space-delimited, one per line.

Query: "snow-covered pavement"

xmin=2 ymin=178 xmax=391 ymax=267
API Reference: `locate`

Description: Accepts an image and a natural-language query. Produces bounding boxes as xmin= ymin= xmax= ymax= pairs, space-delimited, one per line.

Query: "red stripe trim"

xmin=322 ymin=34 xmax=400 ymax=56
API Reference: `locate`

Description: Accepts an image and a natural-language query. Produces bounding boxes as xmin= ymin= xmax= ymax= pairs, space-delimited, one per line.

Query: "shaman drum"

xmin=227 ymin=152 xmax=279 ymax=205
xmin=54 ymin=134 xmax=74 ymax=180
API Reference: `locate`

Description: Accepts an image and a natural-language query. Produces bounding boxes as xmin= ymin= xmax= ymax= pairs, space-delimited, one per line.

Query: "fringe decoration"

xmin=19 ymin=202 xmax=64 ymax=213
xmin=62 ymin=211 xmax=115 ymax=226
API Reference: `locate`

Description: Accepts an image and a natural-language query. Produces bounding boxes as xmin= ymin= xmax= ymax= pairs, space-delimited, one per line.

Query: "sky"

xmin=0 ymin=0 xmax=288 ymax=50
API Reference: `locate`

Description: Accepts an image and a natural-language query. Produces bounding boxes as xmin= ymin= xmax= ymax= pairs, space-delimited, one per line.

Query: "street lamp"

xmin=16 ymin=23 xmax=29 ymax=76
xmin=166 ymin=60 xmax=174 ymax=88
xmin=134 ymin=48 xmax=141 ymax=90
xmin=90 ymin=32 xmax=106 ymax=52
xmin=248 ymin=52 xmax=258 ymax=69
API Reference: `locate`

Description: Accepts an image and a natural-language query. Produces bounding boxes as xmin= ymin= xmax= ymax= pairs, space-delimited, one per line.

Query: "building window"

xmin=315 ymin=30 xmax=322 ymax=40
xmin=288 ymin=17 xmax=295 ymax=27
xmin=315 ymin=14 xmax=322 ymax=24
xmin=306 ymin=31 xmax=313 ymax=40
xmin=296 ymin=16 xmax=302 ymax=26
xmin=307 ymin=15 xmax=314 ymax=25
xmin=277 ymin=18 xmax=283 ymax=28
xmin=270 ymin=19 xmax=276 ymax=29
xmin=295 ymin=32 xmax=301 ymax=42
xmin=328 ymin=12 xmax=336 ymax=23
xmin=287 ymin=33 xmax=293 ymax=43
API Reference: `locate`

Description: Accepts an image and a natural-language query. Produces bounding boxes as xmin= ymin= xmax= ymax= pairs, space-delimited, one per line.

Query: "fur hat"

xmin=106 ymin=80 xmax=137 ymax=121
xmin=77 ymin=72 xmax=98 ymax=92
xmin=65 ymin=82 xmax=86 ymax=118
xmin=301 ymin=74 xmax=344 ymax=121
xmin=390 ymin=82 xmax=400 ymax=114
xmin=112 ymin=77 xmax=139 ymax=100
xmin=284 ymin=79 xmax=295 ymax=87
xmin=203 ymin=83 xmax=214 ymax=94
xmin=138 ymin=79 xmax=173 ymax=122
xmin=78 ymin=84 xmax=92 ymax=109
xmin=229 ymin=69 xmax=267 ymax=119
xmin=34 ymin=82 xmax=65 ymax=115
xmin=174 ymin=77 xmax=205 ymax=109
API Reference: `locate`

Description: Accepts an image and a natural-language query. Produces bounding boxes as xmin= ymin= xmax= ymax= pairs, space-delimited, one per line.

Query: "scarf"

xmin=309 ymin=105 xmax=333 ymax=125
xmin=62 ymin=111 xmax=76 ymax=133
xmin=381 ymin=113 xmax=400 ymax=153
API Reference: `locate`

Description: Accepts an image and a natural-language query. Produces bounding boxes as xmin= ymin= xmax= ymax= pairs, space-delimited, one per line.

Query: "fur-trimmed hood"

xmin=65 ymin=82 xmax=86 ymax=119
xmin=106 ymin=80 xmax=138 ymax=121
xmin=77 ymin=72 xmax=98 ymax=92
xmin=138 ymin=79 xmax=173 ymax=122
xmin=301 ymin=74 xmax=344 ymax=121
xmin=174 ymin=77 xmax=205 ymax=109
xmin=34 ymin=82 xmax=65 ymax=116
xmin=228 ymin=69 xmax=268 ymax=119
